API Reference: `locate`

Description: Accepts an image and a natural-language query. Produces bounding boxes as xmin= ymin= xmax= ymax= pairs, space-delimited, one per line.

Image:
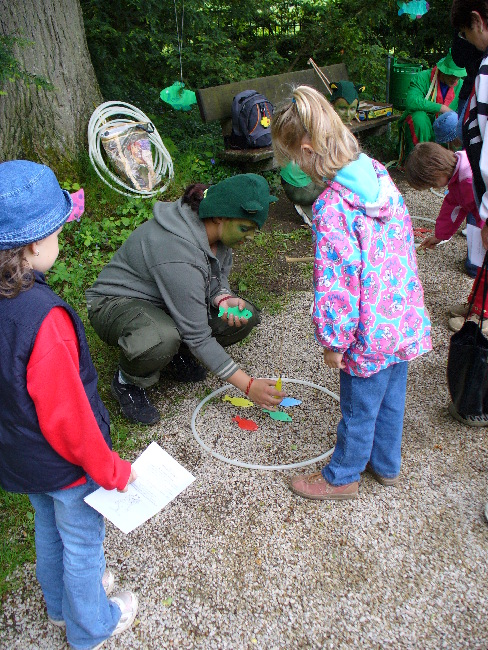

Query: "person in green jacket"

xmin=398 ymin=50 xmax=467 ymax=165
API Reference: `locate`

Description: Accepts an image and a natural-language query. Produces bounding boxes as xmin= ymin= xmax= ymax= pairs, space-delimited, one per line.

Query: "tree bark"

xmin=0 ymin=0 xmax=103 ymax=167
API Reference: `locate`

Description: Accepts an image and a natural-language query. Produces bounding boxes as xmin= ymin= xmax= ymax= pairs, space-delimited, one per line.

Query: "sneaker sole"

xmin=448 ymin=402 xmax=488 ymax=427
xmin=290 ymin=485 xmax=358 ymax=501
xmin=91 ymin=592 xmax=139 ymax=650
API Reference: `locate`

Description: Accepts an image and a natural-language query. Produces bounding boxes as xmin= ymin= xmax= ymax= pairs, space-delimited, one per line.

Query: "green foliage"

xmin=0 ymin=489 xmax=35 ymax=596
xmin=0 ymin=33 xmax=53 ymax=95
xmin=81 ymin=0 xmax=453 ymax=112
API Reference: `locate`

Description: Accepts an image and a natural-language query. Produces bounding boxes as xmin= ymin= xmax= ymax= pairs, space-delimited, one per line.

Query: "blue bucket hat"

xmin=0 ymin=160 xmax=74 ymax=250
xmin=433 ymin=111 xmax=459 ymax=144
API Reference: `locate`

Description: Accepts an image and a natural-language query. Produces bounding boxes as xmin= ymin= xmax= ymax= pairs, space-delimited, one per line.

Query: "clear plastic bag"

xmin=101 ymin=122 xmax=158 ymax=191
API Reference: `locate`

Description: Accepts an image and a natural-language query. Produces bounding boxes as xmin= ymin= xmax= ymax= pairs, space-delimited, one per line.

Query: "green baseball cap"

xmin=436 ymin=50 xmax=467 ymax=77
xmin=198 ymin=173 xmax=277 ymax=228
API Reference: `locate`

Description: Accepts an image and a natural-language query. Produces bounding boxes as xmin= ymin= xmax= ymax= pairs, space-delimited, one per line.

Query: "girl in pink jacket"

xmin=405 ymin=142 xmax=487 ymax=331
xmin=271 ymin=86 xmax=431 ymax=501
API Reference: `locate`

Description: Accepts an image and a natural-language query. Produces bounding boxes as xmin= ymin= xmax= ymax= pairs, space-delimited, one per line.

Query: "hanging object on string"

xmin=159 ymin=0 xmax=197 ymax=111
xmin=307 ymin=58 xmax=332 ymax=96
xmin=88 ymin=101 xmax=173 ymax=197
xmin=160 ymin=81 xmax=196 ymax=111
xmin=397 ymin=0 xmax=430 ymax=20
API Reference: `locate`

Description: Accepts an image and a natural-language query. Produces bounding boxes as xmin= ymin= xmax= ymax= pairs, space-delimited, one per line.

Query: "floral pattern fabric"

xmin=312 ymin=158 xmax=432 ymax=377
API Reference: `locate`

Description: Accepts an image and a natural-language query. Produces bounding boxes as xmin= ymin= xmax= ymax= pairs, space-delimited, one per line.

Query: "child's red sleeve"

xmin=26 ymin=307 xmax=131 ymax=491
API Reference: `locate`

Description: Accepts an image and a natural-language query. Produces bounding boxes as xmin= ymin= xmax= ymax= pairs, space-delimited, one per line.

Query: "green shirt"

xmin=280 ymin=162 xmax=312 ymax=188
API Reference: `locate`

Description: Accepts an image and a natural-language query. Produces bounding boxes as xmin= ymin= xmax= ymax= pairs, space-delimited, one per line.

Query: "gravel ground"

xmin=2 ymin=172 xmax=488 ymax=649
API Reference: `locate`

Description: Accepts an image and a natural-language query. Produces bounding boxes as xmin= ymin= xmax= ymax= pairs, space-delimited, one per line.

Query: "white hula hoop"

xmin=190 ymin=377 xmax=339 ymax=471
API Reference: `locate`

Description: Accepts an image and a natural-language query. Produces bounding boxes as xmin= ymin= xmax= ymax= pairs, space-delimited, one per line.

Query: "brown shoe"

xmin=449 ymin=302 xmax=469 ymax=318
xmin=290 ymin=471 xmax=358 ymax=501
xmin=366 ymin=464 xmax=400 ymax=487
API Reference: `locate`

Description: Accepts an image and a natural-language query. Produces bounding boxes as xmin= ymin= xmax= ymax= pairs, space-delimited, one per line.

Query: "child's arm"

xmin=323 ymin=349 xmax=346 ymax=369
xmin=434 ymin=185 xmax=473 ymax=241
xmin=27 ymin=307 xmax=132 ymax=492
xmin=312 ymin=210 xmax=360 ymax=352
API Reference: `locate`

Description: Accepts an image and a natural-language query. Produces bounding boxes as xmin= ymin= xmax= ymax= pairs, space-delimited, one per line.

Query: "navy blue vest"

xmin=0 ymin=272 xmax=112 ymax=493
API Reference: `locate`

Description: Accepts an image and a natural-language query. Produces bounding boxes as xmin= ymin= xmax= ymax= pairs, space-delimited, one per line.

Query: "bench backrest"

xmin=196 ymin=63 xmax=349 ymax=135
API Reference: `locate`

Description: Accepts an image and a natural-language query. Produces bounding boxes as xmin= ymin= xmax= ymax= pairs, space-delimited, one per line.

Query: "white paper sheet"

xmin=84 ymin=442 xmax=195 ymax=534
xmin=466 ymin=223 xmax=487 ymax=268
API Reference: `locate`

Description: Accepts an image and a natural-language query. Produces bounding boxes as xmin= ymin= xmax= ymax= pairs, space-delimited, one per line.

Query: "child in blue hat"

xmin=0 ymin=160 xmax=138 ymax=649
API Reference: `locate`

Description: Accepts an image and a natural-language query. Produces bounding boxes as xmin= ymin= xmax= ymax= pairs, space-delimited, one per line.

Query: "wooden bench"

xmin=196 ymin=62 xmax=400 ymax=171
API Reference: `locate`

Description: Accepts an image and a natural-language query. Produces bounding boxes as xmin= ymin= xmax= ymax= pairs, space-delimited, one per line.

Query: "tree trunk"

xmin=0 ymin=0 xmax=103 ymax=167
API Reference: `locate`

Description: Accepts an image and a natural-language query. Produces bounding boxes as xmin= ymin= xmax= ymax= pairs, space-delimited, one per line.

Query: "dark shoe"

xmin=111 ymin=372 xmax=160 ymax=425
xmin=366 ymin=464 xmax=400 ymax=487
xmin=165 ymin=349 xmax=207 ymax=383
xmin=290 ymin=471 xmax=358 ymax=501
xmin=448 ymin=402 xmax=488 ymax=427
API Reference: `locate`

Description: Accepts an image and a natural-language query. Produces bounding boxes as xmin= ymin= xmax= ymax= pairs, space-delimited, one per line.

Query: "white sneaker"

xmin=48 ymin=569 xmax=115 ymax=628
xmin=102 ymin=568 xmax=115 ymax=596
xmin=294 ymin=203 xmax=313 ymax=228
xmin=91 ymin=591 xmax=139 ymax=650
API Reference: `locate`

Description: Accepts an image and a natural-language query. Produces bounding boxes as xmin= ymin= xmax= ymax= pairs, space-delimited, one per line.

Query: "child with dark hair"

xmin=405 ymin=142 xmax=488 ymax=335
xmin=0 ymin=160 xmax=138 ymax=649
xmin=404 ymin=141 xmax=483 ymax=281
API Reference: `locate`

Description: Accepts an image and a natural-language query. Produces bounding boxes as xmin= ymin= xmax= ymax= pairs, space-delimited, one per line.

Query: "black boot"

xmin=111 ymin=371 xmax=160 ymax=425
xmin=165 ymin=347 xmax=207 ymax=382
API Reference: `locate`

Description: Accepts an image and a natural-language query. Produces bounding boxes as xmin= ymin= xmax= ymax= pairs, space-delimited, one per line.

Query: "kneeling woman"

xmin=86 ymin=174 xmax=284 ymax=424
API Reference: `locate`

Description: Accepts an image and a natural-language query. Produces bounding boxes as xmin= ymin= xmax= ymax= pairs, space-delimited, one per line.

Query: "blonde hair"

xmin=271 ymin=85 xmax=360 ymax=181
xmin=404 ymin=142 xmax=457 ymax=190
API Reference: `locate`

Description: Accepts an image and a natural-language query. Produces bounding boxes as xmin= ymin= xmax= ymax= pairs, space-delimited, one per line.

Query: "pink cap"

xmin=67 ymin=188 xmax=84 ymax=222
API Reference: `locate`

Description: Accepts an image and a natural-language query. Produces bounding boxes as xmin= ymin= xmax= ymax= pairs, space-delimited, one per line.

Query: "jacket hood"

xmin=153 ymin=197 xmax=213 ymax=254
xmin=329 ymin=155 xmax=396 ymax=223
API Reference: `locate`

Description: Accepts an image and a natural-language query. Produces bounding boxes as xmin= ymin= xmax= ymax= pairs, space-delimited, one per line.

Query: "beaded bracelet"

xmin=245 ymin=377 xmax=254 ymax=396
xmin=216 ymin=294 xmax=232 ymax=308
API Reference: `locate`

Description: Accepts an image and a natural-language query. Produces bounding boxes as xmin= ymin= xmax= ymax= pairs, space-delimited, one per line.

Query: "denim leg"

xmin=28 ymin=492 xmax=64 ymax=621
xmin=30 ymin=478 xmax=121 ymax=650
xmin=369 ymin=362 xmax=408 ymax=479
xmin=322 ymin=366 xmax=399 ymax=485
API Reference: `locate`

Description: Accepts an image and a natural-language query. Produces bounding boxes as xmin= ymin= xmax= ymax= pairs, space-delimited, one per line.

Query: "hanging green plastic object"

xmin=397 ymin=0 xmax=429 ymax=20
xmin=160 ymin=81 xmax=196 ymax=111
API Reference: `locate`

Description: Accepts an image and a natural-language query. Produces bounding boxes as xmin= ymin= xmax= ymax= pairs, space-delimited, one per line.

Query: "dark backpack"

xmin=230 ymin=90 xmax=273 ymax=149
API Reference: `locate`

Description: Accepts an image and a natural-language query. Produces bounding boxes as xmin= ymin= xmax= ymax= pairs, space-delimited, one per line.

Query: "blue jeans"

xmin=28 ymin=477 xmax=121 ymax=649
xmin=322 ymin=362 xmax=408 ymax=485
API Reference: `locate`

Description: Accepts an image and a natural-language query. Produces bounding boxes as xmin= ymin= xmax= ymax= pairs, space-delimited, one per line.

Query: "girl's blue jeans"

xmin=28 ymin=477 xmax=121 ymax=650
xmin=322 ymin=362 xmax=408 ymax=486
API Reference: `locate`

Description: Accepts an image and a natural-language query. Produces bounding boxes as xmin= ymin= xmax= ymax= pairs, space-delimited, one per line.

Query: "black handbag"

xmin=447 ymin=250 xmax=488 ymax=416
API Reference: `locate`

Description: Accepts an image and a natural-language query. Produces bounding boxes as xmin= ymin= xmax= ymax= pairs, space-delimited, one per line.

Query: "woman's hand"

xmin=118 ymin=467 xmax=138 ymax=493
xmin=248 ymin=378 xmax=285 ymax=409
xmin=218 ymin=296 xmax=248 ymax=327
xmin=323 ymin=349 xmax=346 ymax=369
xmin=419 ymin=235 xmax=442 ymax=250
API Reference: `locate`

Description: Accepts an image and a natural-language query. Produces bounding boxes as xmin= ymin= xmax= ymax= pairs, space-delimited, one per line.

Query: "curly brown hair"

xmin=0 ymin=247 xmax=34 ymax=299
